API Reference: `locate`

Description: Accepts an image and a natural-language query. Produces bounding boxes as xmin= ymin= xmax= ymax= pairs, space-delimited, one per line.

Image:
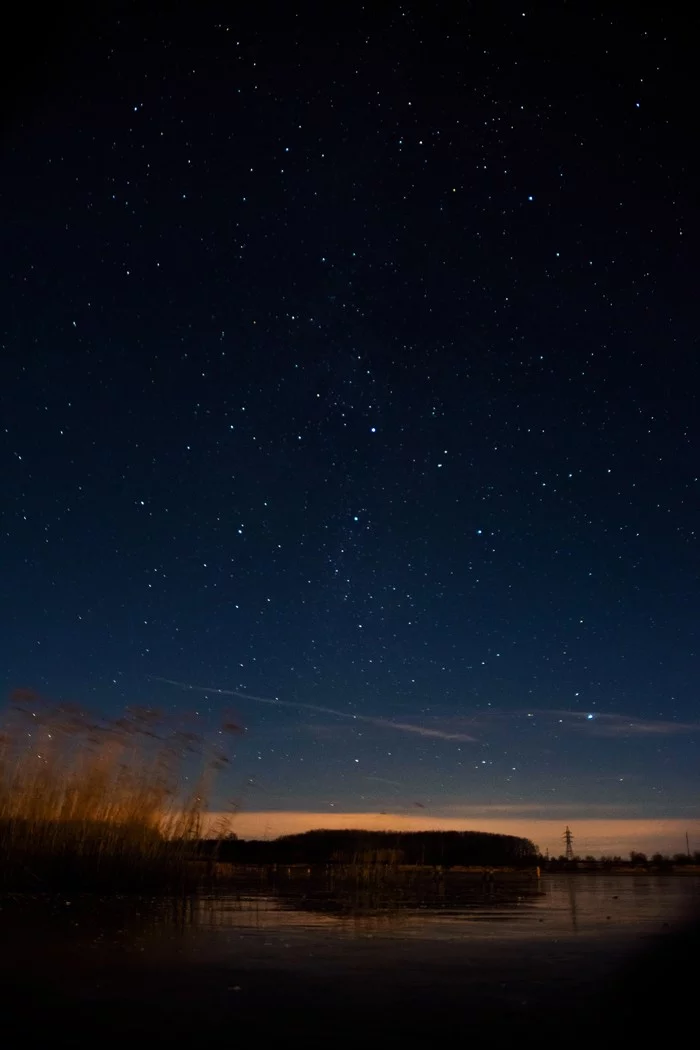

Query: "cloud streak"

xmin=365 ymin=775 xmax=403 ymax=790
xmin=548 ymin=710 xmax=700 ymax=737
xmin=449 ymin=708 xmax=700 ymax=739
xmin=149 ymin=676 xmax=479 ymax=742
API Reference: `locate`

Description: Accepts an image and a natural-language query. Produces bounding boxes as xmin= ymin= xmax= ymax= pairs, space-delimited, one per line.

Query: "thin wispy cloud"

xmin=447 ymin=708 xmax=700 ymax=739
xmin=365 ymin=776 xmax=403 ymax=790
xmin=438 ymin=802 xmax=656 ymax=817
xmin=548 ymin=711 xmax=700 ymax=737
xmin=149 ymin=676 xmax=479 ymax=742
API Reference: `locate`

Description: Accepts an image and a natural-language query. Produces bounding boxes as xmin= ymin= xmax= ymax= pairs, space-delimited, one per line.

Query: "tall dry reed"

xmin=0 ymin=688 xmax=240 ymax=891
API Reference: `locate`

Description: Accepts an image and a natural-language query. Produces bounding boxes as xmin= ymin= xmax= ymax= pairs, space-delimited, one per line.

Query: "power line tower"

xmin=563 ymin=826 xmax=574 ymax=861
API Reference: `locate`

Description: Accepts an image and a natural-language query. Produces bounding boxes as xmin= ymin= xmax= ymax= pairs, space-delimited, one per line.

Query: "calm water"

xmin=3 ymin=874 xmax=699 ymax=1039
xmin=191 ymin=871 xmax=699 ymax=938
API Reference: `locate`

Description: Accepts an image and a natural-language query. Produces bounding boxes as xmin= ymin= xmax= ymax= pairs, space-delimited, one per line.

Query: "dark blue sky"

xmin=2 ymin=4 xmax=697 ymax=848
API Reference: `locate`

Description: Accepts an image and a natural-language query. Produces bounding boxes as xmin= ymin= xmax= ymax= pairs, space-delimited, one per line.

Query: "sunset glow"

xmin=203 ymin=811 xmax=700 ymax=858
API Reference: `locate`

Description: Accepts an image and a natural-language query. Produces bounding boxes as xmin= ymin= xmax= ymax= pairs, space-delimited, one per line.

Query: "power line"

xmin=563 ymin=825 xmax=574 ymax=861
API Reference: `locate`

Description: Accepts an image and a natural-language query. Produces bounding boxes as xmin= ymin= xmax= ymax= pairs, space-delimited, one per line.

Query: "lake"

xmin=2 ymin=873 xmax=698 ymax=1041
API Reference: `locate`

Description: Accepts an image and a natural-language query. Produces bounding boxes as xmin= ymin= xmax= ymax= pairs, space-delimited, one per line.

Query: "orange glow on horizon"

xmin=201 ymin=810 xmax=700 ymax=857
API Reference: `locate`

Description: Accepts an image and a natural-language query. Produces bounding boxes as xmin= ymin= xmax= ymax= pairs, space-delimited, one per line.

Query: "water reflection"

xmin=2 ymin=874 xmax=698 ymax=1043
xmin=188 ymin=871 xmax=698 ymax=940
xmin=2 ymin=873 xmax=696 ymax=950
xmin=567 ymin=878 xmax=579 ymax=933
xmin=196 ymin=870 xmax=539 ymax=925
xmin=2 ymin=871 xmax=698 ymax=1039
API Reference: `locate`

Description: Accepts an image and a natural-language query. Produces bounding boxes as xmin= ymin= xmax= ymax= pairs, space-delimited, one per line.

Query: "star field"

xmin=1 ymin=5 xmax=697 ymax=852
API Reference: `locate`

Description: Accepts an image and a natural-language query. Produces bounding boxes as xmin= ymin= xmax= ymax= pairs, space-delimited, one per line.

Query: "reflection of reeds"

xmin=0 ymin=688 xmax=239 ymax=891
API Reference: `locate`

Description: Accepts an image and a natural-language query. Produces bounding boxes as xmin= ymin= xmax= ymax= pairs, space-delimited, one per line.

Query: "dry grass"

xmin=0 ymin=688 xmax=240 ymax=892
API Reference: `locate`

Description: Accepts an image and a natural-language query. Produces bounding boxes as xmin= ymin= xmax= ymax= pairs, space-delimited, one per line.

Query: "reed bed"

xmin=0 ymin=688 xmax=239 ymax=892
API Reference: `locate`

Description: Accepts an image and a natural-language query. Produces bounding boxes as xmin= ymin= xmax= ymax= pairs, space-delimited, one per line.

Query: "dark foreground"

xmin=1 ymin=873 xmax=698 ymax=1043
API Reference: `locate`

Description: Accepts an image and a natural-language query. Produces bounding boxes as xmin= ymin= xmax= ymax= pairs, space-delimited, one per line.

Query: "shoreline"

xmin=197 ymin=861 xmax=700 ymax=878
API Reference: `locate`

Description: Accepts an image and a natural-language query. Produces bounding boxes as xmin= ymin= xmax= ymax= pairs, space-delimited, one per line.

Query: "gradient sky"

xmin=2 ymin=5 xmax=697 ymax=856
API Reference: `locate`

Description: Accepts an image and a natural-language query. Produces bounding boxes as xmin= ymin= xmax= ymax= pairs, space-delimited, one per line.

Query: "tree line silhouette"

xmin=198 ymin=828 xmax=539 ymax=867
xmin=543 ymin=850 xmax=700 ymax=872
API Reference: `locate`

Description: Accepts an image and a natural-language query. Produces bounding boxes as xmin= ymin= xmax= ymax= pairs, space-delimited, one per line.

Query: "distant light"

xmin=527 ymin=195 xmax=534 ymax=201
xmin=586 ymin=713 xmax=594 ymax=720
xmin=370 ymin=426 xmax=376 ymax=432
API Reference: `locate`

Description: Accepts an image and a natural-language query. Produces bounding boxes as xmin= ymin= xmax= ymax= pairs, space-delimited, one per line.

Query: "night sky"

xmin=2 ymin=4 xmax=697 ymax=855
